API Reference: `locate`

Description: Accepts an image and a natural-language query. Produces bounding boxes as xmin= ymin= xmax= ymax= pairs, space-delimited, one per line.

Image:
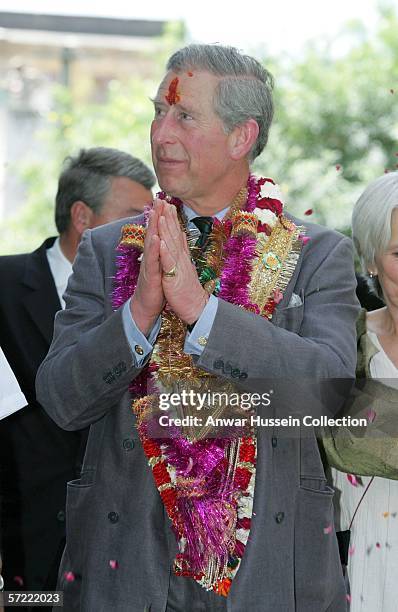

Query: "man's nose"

xmin=151 ymin=111 xmax=177 ymax=146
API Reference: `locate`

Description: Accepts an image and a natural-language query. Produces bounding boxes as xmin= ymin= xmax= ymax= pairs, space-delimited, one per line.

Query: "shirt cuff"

xmin=184 ymin=294 xmax=218 ymax=355
xmin=122 ymin=299 xmax=161 ymax=366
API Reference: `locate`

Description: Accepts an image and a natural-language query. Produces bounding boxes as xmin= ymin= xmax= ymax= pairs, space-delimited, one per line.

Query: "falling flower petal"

xmin=109 ymin=560 xmax=119 ymax=570
xmin=346 ymin=594 xmax=352 ymax=603
xmin=13 ymin=576 xmax=24 ymax=586
xmin=391 ymin=512 xmax=397 ymax=518
xmin=299 ymin=234 xmax=311 ymax=245
xmin=390 ymin=89 xmax=395 ymax=94
xmin=64 ymin=571 xmax=75 ymax=582
xmin=376 ymin=542 xmax=381 ymax=549
xmin=366 ymin=408 xmax=376 ymax=424
xmin=323 ymin=524 xmax=332 ymax=534
xmin=349 ymin=545 xmax=355 ymax=556
xmin=347 ymin=474 xmax=358 ymax=487
xmin=304 ymin=208 xmax=313 ymax=216
xmin=383 ymin=512 xmax=390 ymax=518
xmin=336 ymin=165 xmax=341 ymax=171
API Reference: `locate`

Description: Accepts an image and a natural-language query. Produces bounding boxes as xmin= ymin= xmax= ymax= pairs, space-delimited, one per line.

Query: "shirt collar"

xmin=183 ymin=204 xmax=230 ymax=222
xmin=46 ymin=237 xmax=73 ymax=286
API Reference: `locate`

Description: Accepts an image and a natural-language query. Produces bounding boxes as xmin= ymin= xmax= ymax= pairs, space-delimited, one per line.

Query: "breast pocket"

xmin=273 ymin=290 xmax=305 ymax=333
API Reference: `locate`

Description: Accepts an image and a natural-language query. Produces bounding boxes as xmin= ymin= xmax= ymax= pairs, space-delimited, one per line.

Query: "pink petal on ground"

xmin=323 ymin=524 xmax=332 ymax=534
xmin=376 ymin=542 xmax=381 ymax=549
xmin=64 ymin=571 xmax=75 ymax=582
xmin=367 ymin=408 xmax=376 ymax=424
xmin=349 ymin=545 xmax=355 ymax=556
xmin=336 ymin=165 xmax=341 ymax=171
xmin=109 ymin=560 xmax=119 ymax=570
xmin=346 ymin=594 xmax=352 ymax=603
xmin=13 ymin=576 xmax=24 ymax=586
xmin=347 ymin=474 xmax=358 ymax=487
xmin=304 ymin=209 xmax=313 ymax=216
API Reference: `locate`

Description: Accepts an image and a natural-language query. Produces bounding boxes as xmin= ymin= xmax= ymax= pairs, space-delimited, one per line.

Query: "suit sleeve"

xmin=196 ymin=235 xmax=359 ymax=381
xmin=36 ymin=229 xmax=144 ymax=431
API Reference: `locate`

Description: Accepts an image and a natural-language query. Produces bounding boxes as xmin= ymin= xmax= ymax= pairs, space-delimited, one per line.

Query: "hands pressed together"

xmin=130 ymin=198 xmax=209 ymax=336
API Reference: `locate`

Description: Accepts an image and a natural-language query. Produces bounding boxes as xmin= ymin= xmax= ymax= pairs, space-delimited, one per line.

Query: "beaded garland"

xmin=112 ymin=175 xmax=304 ymax=595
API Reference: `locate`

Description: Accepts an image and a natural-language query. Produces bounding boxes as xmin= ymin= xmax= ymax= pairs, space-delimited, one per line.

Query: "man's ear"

xmin=228 ymin=119 xmax=259 ymax=161
xmin=70 ymin=201 xmax=94 ymax=237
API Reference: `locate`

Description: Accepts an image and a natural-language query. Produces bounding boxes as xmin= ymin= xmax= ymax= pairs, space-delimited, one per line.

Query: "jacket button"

xmin=57 ymin=510 xmax=65 ymax=522
xmin=214 ymin=360 xmax=223 ymax=369
xmin=108 ymin=511 xmax=119 ymax=524
xmin=231 ymin=369 xmax=240 ymax=378
xmin=135 ymin=344 xmax=144 ymax=356
xmin=275 ymin=511 xmax=285 ymax=524
xmin=271 ymin=436 xmax=278 ymax=448
xmin=123 ymin=438 xmax=135 ymax=451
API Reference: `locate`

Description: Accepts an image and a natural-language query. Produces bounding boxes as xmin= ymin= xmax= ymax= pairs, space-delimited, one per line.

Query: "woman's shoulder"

xmin=356 ymin=308 xmax=379 ymax=377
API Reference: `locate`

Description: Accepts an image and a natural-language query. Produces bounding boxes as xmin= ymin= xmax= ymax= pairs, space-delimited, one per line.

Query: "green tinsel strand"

xmin=200 ymin=267 xmax=217 ymax=283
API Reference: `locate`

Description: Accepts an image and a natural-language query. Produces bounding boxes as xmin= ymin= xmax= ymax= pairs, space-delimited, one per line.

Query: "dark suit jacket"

xmin=0 ymin=237 xmax=84 ymax=592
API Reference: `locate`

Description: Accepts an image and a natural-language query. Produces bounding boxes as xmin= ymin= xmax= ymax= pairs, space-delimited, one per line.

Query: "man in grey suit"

xmin=36 ymin=45 xmax=358 ymax=611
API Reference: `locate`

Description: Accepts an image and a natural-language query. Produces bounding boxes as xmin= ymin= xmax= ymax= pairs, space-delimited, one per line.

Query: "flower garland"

xmin=112 ymin=175 xmax=304 ymax=595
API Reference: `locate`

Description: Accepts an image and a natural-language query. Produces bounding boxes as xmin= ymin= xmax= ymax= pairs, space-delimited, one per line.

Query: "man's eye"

xmin=154 ymin=107 xmax=164 ymax=117
xmin=180 ymin=112 xmax=192 ymax=121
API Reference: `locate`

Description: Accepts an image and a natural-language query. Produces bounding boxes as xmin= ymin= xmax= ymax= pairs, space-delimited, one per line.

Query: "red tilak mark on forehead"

xmin=187 ymin=71 xmax=193 ymax=77
xmin=165 ymin=77 xmax=180 ymax=105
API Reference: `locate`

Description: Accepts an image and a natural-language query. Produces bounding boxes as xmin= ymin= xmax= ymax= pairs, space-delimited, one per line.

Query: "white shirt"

xmin=367 ymin=329 xmax=398 ymax=388
xmin=46 ymin=237 xmax=73 ymax=308
xmin=0 ymin=346 xmax=26 ymax=419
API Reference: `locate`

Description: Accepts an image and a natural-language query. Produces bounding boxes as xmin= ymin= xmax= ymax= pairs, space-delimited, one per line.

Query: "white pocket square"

xmin=287 ymin=293 xmax=303 ymax=308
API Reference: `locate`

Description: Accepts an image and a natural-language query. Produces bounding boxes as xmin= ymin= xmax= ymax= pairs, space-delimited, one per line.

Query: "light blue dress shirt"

xmin=121 ymin=204 xmax=229 ymax=364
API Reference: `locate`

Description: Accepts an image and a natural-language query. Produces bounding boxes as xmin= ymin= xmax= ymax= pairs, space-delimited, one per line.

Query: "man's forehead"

xmin=156 ymin=70 xmax=220 ymax=97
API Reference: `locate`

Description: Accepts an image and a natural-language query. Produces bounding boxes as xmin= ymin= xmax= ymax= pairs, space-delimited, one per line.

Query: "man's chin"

xmin=157 ymin=176 xmax=185 ymax=199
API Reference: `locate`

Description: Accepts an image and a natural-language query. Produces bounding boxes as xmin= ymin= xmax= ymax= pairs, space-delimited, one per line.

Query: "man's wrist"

xmin=186 ymin=292 xmax=209 ymax=328
xmin=130 ymin=299 xmax=158 ymax=338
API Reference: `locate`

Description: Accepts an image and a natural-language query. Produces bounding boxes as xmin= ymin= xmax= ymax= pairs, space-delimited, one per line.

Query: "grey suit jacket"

xmin=36 ymin=213 xmax=359 ymax=611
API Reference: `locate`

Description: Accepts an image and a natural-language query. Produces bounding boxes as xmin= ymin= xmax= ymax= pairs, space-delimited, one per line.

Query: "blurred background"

xmin=0 ymin=0 xmax=396 ymax=254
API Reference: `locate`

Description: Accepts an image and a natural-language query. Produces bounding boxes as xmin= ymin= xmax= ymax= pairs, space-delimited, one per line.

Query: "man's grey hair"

xmin=55 ymin=147 xmax=155 ymax=233
xmin=352 ymin=172 xmax=398 ymax=299
xmin=166 ymin=44 xmax=274 ymax=162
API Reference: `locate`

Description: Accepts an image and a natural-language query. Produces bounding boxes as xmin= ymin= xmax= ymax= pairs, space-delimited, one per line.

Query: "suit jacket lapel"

xmin=22 ymin=237 xmax=62 ymax=345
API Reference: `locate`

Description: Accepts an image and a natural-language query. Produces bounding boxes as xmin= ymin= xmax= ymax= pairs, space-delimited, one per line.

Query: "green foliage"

xmin=0 ymin=9 xmax=397 ymax=254
xmin=255 ymin=6 xmax=398 ymax=229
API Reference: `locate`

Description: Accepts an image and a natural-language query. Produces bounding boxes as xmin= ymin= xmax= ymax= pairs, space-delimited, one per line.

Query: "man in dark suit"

xmin=0 ymin=147 xmax=155 ymax=594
